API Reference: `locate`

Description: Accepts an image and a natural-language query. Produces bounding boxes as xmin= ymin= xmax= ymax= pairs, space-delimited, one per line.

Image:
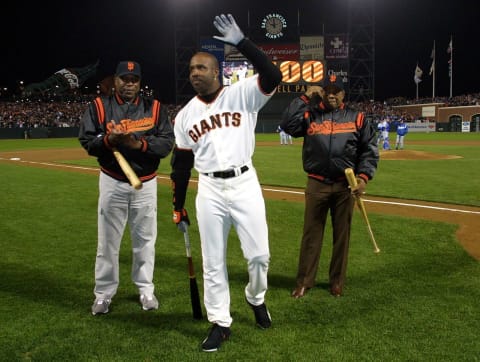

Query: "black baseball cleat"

xmin=201 ymin=323 xmax=231 ymax=352
xmin=246 ymin=299 xmax=272 ymax=329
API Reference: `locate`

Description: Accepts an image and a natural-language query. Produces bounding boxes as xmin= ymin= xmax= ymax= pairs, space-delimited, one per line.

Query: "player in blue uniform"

xmin=395 ymin=119 xmax=408 ymax=149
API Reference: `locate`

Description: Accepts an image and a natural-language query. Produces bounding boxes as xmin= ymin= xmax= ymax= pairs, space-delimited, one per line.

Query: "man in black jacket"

xmin=281 ymin=75 xmax=379 ymax=299
xmin=79 ymin=61 xmax=174 ymax=315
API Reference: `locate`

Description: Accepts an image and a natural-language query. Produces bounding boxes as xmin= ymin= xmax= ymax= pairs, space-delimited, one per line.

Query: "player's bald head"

xmin=190 ymin=52 xmax=219 ymax=71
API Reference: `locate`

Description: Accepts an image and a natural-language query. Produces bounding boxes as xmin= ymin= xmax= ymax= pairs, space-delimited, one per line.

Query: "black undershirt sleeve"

xmin=236 ymin=38 xmax=283 ymax=94
xmin=170 ymin=146 xmax=194 ymax=211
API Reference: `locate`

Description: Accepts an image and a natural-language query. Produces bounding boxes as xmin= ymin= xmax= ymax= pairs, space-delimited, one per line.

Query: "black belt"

xmin=204 ymin=165 xmax=249 ymax=179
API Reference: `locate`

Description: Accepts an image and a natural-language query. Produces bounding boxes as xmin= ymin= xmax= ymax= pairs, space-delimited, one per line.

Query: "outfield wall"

xmin=0 ymin=119 xmax=476 ymax=139
xmin=0 ymin=127 xmax=79 ymax=139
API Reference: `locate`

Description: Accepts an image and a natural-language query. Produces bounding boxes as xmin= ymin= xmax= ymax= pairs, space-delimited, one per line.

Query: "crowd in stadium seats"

xmin=1 ymin=92 xmax=478 ymax=129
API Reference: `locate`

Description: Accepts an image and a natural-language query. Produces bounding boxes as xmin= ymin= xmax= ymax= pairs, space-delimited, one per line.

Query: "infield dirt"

xmin=1 ymin=145 xmax=479 ymax=260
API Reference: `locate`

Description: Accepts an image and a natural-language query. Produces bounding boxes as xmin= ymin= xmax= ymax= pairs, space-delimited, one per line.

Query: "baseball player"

xmin=79 ymin=61 xmax=174 ymax=315
xmin=376 ymin=120 xmax=385 ymax=146
xmin=170 ymin=14 xmax=282 ymax=352
xmin=277 ymin=125 xmax=288 ymax=145
xmin=395 ymin=119 xmax=408 ymax=149
xmin=381 ymin=118 xmax=391 ymax=150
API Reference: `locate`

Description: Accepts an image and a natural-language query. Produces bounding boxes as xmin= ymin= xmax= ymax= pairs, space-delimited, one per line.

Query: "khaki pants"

xmin=295 ymin=177 xmax=354 ymax=289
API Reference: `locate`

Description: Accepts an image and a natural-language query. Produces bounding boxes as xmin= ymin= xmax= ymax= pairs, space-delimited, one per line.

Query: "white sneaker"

xmin=92 ymin=298 xmax=111 ymax=315
xmin=140 ymin=294 xmax=159 ymax=311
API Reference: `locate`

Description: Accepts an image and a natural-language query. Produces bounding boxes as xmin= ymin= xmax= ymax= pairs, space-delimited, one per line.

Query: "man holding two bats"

xmin=79 ymin=61 xmax=174 ymax=315
xmin=280 ymin=74 xmax=379 ymax=299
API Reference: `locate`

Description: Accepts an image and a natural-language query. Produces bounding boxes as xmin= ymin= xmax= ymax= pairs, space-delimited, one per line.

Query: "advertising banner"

xmin=325 ymin=34 xmax=349 ymax=59
xmin=257 ymin=44 xmax=299 ymax=60
xmin=300 ymin=36 xmax=324 ymax=60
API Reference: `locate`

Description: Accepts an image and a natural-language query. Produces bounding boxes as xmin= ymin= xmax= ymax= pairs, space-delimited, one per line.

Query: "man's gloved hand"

xmin=173 ymin=208 xmax=190 ymax=226
xmin=213 ymin=14 xmax=244 ymax=46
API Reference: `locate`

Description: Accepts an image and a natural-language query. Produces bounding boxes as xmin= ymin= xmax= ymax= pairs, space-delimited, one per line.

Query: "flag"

xmin=414 ymin=65 xmax=423 ymax=84
xmin=22 ymin=60 xmax=99 ymax=97
xmin=429 ymin=43 xmax=435 ymax=76
xmin=447 ymin=37 xmax=453 ymax=78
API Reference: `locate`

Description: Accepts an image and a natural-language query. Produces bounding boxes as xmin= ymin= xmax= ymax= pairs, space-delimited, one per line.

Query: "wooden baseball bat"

xmin=345 ymin=168 xmax=380 ymax=253
xmin=179 ymin=221 xmax=203 ymax=320
xmin=112 ymin=147 xmax=143 ymax=190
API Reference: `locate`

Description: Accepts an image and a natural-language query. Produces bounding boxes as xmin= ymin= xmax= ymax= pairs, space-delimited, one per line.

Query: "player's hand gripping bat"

xmin=178 ymin=221 xmax=203 ymax=319
xmin=345 ymin=168 xmax=380 ymax=253
xmin=109 ymin=120 xmax=142 ymax=190
xmin=112 ymin=148 xmax=143 ymax=190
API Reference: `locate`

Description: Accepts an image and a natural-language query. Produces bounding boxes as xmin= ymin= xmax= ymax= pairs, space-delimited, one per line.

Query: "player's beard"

xmin=191 ymin=78 xmax=210 ymax=95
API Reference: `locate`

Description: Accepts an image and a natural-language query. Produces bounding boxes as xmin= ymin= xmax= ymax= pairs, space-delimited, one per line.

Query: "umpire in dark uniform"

xmin=280 ymin=75 xmax=379 ymax=299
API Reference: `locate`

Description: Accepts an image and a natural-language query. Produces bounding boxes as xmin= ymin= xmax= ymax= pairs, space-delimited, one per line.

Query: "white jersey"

xmin=174 ymin=75 xmax=274 ymax=173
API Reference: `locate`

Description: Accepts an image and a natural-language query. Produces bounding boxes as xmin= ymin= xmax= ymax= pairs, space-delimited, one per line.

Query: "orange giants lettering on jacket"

xmin=307 ymin=120 xmax=357 ymax=136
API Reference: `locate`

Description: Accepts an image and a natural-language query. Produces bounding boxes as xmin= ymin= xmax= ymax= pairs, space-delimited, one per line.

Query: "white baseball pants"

xmin=196 ymin=167 xmax=270 ymax=327
xmin=94 ymin=172 xmax=157 ymax=299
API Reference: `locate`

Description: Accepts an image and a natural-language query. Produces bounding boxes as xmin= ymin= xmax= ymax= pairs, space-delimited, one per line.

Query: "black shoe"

xmin=246 ymin=300 xmax=272 ymax=329
xmin=201 ymin=324 xmax=231 ymax=352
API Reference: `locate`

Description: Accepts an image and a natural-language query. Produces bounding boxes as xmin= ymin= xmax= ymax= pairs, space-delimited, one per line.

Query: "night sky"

xmin=2 ymin=0 xmax=478 ymax=103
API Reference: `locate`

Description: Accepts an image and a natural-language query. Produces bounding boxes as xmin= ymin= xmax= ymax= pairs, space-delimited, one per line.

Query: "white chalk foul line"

xmin=0 ymin=158 xmax=98 ymax=172
xmin=365 ymin=199 xmax=480 ymax=215
xmin=262 ymin=187 xmax=480 ymax=215
xmin=3 ymin=158 xmax=479 ymax=216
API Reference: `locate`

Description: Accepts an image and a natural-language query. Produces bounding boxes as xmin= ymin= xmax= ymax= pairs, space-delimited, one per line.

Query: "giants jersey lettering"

xmin=174 ymin=75 xmax=274 ymax=173
xmin=188 ymin=112 xmax=242 ymax=142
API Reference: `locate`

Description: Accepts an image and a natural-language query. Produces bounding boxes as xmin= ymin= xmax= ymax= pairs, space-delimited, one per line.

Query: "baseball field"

xmin=0 ymin=132 xmax=479 ymax=360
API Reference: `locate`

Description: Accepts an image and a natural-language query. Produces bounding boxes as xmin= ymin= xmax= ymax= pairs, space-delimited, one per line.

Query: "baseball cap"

xmin=115 ymin=61 xmax=141 ymax=78
xmin=323 ymin=74 xmax=344 ymax=93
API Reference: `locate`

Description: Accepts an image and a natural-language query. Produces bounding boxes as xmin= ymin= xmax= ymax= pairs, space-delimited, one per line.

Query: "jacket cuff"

xmin=358 ymin=173 xmax=369 ymax=183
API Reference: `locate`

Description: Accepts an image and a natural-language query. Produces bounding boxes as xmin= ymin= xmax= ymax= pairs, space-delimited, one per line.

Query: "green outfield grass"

xmin=0 ymin=134 xmax=479 ymax=360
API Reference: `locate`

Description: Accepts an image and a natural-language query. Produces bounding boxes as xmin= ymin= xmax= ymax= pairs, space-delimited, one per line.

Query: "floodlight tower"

xmin=173 ymin=4 xmax=199 ymax=106
xmin=348 ymin=0 xmax=375 ymax=102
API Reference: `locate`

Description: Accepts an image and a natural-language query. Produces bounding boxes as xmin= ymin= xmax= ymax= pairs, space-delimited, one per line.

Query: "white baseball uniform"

xmin=174 ymin=74 xmax=274 ymax=327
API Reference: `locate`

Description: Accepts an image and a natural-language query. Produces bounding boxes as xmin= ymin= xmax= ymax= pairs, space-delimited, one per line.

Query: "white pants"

xmin=196 ymin=166 xmax=270 ymax=327
xmin=94 ymin=172 xmax=157 ymax=299
xmin=396 ymin=134 xmax=405 ymax=149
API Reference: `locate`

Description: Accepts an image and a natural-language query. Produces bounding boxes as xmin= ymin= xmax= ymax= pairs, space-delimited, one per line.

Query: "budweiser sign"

xmin=258 ymin=44 xmax=300 ymax=60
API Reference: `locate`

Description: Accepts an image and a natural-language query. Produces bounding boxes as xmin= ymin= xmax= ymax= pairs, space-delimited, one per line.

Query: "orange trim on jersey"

xmin=355 ymin=112 xmax=365 ymax=129
xmin=152 ymin=100 xmax=160 ymax=124
xmin=114 ymin=92 xmax=140 ymax=105
xmin=94 ymin=98 xmax=105 ymax=124
xmin=358 ymin=173 xmax=369 ymax=183
xmin=300 ymin=94 xmax=310 ymax=103
xmin=308 ymin=173 xmax=346 ymax=183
